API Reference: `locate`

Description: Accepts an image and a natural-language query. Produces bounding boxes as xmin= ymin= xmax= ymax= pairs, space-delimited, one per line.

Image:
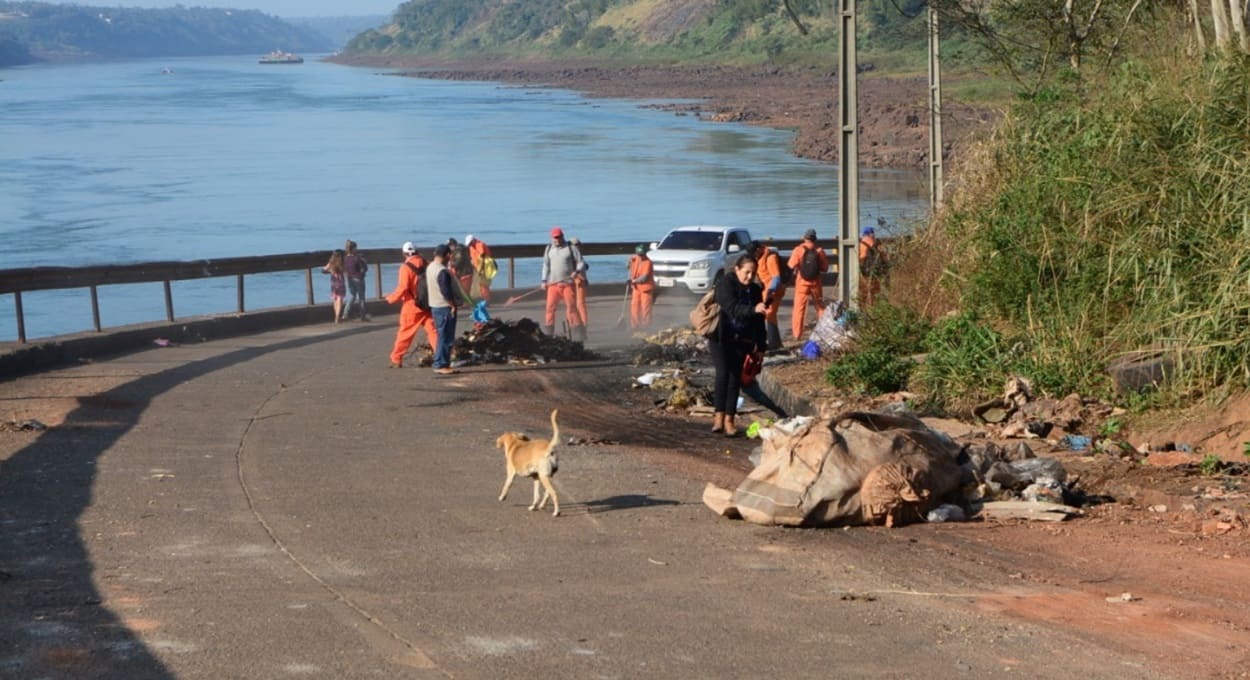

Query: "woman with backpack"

xmin=787 ymin=228 xmax=829 ymax=341
xmin=709 ymin=253 xmax=767 ymax=437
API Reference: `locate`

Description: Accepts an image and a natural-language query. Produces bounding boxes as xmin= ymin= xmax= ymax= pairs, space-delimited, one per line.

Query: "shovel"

xmin=615 ymin=285 xmax=632 ymax=330
xmin=503 ymin=285 xmax=545 ymax=307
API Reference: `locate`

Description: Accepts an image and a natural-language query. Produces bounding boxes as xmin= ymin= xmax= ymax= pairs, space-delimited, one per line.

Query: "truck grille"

xmin=653 ymin=262 xmax=689 ymax=277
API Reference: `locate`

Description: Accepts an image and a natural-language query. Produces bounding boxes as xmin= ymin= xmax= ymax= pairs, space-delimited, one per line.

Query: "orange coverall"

xmin=468 ymin=240 xmax=492 ymax=302
xmin=572 ymin=271 xmax=590 ymax=328
xmin=386 ymin=255 xmax=437 ymax=366
xmin=627 ymin=254 xmax=655 ymax=330
xmin=756 ymin=247 xmax=787 ymax=325
xmin=858 ymin=235 xmax=883 ymax=307
xmin=787 ymin=242 xmax=830 ymax=340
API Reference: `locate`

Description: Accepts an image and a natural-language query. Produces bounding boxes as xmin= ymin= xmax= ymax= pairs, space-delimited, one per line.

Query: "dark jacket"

xmin=713 ymin=272 xmax=765 ymax=347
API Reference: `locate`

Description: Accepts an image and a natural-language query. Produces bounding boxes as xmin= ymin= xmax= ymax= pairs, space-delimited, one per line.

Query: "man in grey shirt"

xmin=427 ymin=244 xmax=467 ymax=375
xmin=540 ymin=226 xmax=588 ymax=342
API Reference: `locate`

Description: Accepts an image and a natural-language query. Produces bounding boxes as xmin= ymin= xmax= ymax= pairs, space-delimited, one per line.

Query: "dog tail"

xmin=548 ymin=408 xmax=560 ymax=455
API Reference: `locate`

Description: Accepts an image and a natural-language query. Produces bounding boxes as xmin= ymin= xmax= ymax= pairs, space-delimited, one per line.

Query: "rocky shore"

xmin=328 ymin=55 xmax=994 ymax=171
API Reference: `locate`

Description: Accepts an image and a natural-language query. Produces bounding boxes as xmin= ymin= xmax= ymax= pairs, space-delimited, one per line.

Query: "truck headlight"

xmin=689 ymin=259 xmax=711 ymax=271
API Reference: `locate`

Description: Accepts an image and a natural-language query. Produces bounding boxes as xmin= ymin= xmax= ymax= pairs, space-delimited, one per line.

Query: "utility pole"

xmin=838 ymin=0 xmax=861 ymax=309
xmin=928 ymin=2 xmax=944 ymax=211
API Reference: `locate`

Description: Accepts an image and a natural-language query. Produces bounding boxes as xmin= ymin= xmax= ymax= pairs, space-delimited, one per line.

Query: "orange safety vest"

xmin=629 ymin=255 xmax=655 ymax=292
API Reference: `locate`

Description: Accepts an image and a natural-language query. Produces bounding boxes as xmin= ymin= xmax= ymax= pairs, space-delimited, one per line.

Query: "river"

xmin=0 ymin=54 xmax=925 ymax=341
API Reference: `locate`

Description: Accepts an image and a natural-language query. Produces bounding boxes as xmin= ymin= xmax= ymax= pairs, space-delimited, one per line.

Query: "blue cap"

xmin=861 ymin=226 xmax=875 ymax=237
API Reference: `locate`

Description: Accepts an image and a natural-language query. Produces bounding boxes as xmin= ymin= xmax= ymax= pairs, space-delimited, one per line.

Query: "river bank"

xmin=328 ymin=55 xmax=994 ymax=171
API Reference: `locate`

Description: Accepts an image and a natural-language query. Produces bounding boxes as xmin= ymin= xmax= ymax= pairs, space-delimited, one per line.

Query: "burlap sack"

xmin=707 ymin=411 xmax=965 ymax=527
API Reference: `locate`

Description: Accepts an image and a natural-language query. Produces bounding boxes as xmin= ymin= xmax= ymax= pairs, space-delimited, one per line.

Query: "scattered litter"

xmin=647 ymin=558 xmax=668 ymax=566
xmin=633 ymin=328 xmax=708 ymax=365
xmin=926 ymin=504 xmax=967 ymax=523
xmin=153 ymin=338 xmax=174 ymax=347
xmin=634 ymin=372 xmax=665 ymax=386
xmin=0 ymin=419 xmax=48 ymax=432
xmin=978 ymin=500 xmax=1082 ymax=522
xmin=566 ymin=436 xmax=619 ymax=446
xmin=450 ymin=318 xmax=595 ymax=365
xmin=1061 ymin=434 xmax=1092 ymax=451
xmin=1147 ymin=504 xmax=1168 ymax=513
xmin=1105 ymin=592 xmax=1139 ymax=603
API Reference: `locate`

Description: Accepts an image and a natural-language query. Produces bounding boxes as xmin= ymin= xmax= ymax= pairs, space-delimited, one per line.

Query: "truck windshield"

xmin=658 ymin=231 xmax=723 ymax=251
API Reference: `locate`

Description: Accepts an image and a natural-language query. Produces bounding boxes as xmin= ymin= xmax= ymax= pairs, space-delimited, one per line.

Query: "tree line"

xmin=0 ymin=1 xmax=332 ymax=66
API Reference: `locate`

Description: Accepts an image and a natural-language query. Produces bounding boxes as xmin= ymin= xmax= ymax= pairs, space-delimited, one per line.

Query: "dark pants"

xmin=709 ymin=338 xmax=750 ymax=416
xmin=347 ymin=277 xmax=366 ymax=319
xmin=432 ymin=306 xmax=456 ymax=369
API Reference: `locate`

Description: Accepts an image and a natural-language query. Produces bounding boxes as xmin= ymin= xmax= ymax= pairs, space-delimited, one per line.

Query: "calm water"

xmin=0 ymin=55 xmax=926 ymax=340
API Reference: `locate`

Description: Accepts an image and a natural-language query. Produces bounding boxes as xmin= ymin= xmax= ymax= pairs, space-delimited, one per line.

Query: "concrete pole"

xmin=928 ymin=3 xmax=944 ymax=211
xmin=838 ymin=0 xmax=861 ymax=309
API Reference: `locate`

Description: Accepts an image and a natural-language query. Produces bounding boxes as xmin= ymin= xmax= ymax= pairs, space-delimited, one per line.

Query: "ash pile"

xmin=452 ymin=318 xmax=597 ymax=365
xmin=632 ymin=328 xmax=709 ymax=366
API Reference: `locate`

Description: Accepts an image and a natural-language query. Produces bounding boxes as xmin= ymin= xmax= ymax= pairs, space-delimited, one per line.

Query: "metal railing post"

xmin=15 ymin=291 xmax=25 ymax=343
xmin=90 ymin=285 xmax=102 ymax=332
xmin=163 ymin=281 xmax=174 ymax=321
xmin=508 ymin=257 xmax=515 ymax=289
xmin=305 ymin=268 xmax=314 ymax=305
xmin=237 ymin=274 xmax=245 ymax=313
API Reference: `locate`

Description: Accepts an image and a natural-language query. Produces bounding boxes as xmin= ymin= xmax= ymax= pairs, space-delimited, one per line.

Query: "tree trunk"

xmin=1192 ymin=0 xmax=1208 ymax=51
xmin=1228 ymin=0 xmax=1250 ymax=52
xmin=1212 ymin=0 xmax=1232 ymax=50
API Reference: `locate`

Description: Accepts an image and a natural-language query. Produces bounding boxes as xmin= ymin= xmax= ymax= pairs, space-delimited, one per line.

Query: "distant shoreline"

xmin=328 ymin=53 xmax=991 ymax=172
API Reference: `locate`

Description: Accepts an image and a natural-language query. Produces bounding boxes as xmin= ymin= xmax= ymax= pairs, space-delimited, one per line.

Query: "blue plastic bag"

xmin=472 ymin=300 xmax=491 ymax=324
xmin=801 ymin=340 xmax=821 ymax=360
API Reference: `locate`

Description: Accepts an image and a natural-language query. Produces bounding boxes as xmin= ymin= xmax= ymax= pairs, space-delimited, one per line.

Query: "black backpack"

xmin=798 ymin=246 xmax=821 ymax=281
xmin=405 ymin=260 xmax=430 ymax=311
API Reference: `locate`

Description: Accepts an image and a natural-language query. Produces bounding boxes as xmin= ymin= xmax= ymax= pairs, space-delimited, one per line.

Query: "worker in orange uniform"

xmin=569 ymin=238 xmax=590 ymax=329
xmin=627 ymin=244 xmax=655 ymax=330
xmin=858 ymin=225 xmax=888 ymax=307
xmin=446 ymin=238 xmax=474 ymax=302
xmin=385 ymin=241 xmax=437 ymax=368
xmin=464 ymin=234 xmax=493 ymax=302
xmin=750 ymin=240 xmax=786 ymax=350
xmin=787 ymin=228 xmax=829 ymax=341
xmin=540 ymin=227 xmax=587 ymax=342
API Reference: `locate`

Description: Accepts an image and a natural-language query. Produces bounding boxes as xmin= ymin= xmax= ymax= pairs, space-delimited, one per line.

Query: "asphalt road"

xmin=0 ymin=297 xmax=1178 ymax=679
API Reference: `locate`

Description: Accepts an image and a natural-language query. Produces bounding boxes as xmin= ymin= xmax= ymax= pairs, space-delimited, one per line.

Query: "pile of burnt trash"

xmin=451 ymin=318 xmax=597 ymax=365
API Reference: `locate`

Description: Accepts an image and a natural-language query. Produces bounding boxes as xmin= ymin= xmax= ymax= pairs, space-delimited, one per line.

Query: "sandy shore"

xmin=329 ymin=55 xmax=993 ymax=171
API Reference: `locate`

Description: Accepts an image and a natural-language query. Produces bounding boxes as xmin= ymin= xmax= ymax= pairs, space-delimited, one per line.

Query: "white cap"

xmin=464 ymin=234 xmax=475 ymax=245
xmin=402 ymin=241 xmax=416 ymax=255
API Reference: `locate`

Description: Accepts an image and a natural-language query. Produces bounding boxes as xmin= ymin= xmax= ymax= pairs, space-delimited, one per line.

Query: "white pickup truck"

xmin=647 ymin=225 xmax=754 ymax=295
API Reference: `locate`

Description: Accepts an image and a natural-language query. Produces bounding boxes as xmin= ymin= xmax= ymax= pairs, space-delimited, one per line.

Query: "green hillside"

xmin=344 ymin=0 xmax=930 ymax=66
xmin=0 ymin=1 xmax=333 ymax=66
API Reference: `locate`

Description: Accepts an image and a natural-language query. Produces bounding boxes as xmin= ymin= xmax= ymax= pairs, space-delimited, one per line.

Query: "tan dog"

xmin=495 ymin=409 xmax=560 ymax=516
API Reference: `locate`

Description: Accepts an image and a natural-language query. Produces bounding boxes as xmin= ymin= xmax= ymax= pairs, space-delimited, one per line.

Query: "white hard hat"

xmin=464 ymin=234 xmax=475 ymax=245
xmin=402 ymin=241 xmax=416 ymax=255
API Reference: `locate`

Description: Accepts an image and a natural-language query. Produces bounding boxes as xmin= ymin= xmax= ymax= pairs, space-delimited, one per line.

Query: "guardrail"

xmin=0 ymin=242 xmax=643 ymax=343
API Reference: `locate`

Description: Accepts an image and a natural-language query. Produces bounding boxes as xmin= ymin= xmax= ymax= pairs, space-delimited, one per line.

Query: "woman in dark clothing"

xmin=710 ymin=253 xmax=767 ymax=436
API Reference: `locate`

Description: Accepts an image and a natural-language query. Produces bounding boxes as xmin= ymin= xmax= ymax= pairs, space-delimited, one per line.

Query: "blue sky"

xmin=44 ymin=1 xmax=399 ymax=17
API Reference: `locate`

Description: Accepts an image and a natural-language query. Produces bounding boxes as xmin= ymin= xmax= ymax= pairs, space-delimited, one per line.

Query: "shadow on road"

xmin=0 ymin=328 xmax=370 ymax=678
xmin=583 ymin=494 xmax=684 ymax=513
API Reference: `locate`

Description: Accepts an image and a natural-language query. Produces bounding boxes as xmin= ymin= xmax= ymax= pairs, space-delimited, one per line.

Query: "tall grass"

xmin=876 ymin=44 xmax=1250 ymax=410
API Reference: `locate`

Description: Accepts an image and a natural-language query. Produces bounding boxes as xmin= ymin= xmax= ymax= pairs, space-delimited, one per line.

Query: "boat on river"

xmin=259 ymin=50 xmax=303 ymax=65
